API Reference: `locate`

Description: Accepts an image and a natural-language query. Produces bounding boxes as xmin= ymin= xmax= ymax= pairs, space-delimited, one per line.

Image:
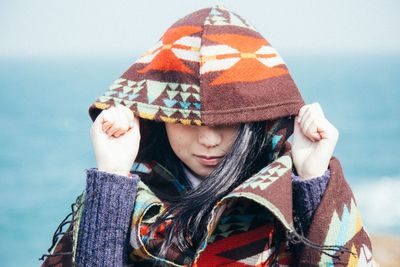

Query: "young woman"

xmin=41 ymin=5 xmax=376 ymax=267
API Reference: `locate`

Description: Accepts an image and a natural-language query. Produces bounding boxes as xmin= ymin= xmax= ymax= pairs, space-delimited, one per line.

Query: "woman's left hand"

xmin=291 ymin=103 xmax=339 ymax=180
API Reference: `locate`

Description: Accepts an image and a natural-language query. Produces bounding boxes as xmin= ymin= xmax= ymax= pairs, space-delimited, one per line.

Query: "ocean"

xmin=0 ymin=54 xmax=399 ymax=266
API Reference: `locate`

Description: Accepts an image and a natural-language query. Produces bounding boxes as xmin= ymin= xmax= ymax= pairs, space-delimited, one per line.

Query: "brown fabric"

xmin=79 ymin=4 xmax=376 ymax=266
xmin=298 ymin=157 xmax=376 ymax=266
xmin=88 ymin=5 xmax=305 ymax=126
xmin=41 ymin=225 xmax=73 ymax=267
xmin=129 ymin=144 xmax=377 ymax=266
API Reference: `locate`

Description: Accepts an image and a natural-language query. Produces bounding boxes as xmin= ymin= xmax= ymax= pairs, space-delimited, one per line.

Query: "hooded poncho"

xmin=88 ymin=5 xmax=304 ymax=127
xmin=43 ymin=5 xmax=376 ymax=267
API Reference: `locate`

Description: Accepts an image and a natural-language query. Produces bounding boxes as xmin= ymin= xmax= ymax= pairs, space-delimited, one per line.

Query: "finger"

xmin=120 ymin=106 xmax=136 ymax=135
xmin=116 ymin=104 xmax=131 ymax=131
xmin=116 ymin=105 xmax=131 ymax=136
xmin=102 ymin=109 xmax=115 ymax=132
xmin=128 ymin=116 xmax=141 ymax=138
xmin=118 ymin=104 xmax=134 ymax=122
xmin=300 ymin=107 xmax=313 ymax=125
xmin=312 ymin=102 xmax=325 ymax=117
xmin=102 ymin=121 xmax=114 ymax=132
xmin=307 ymin=103 xmax=325 ymax=120
xmin=112 ymin=106 xmax=132 ymax=137
xmin=293 ymin=117 xmax=316 ymax=143
xmin=100 ymin=106 xmax=116 ymax=128
xmin=106 ymin=108 xmax=121 ymax=137
xmin=301 ymin=116 xmax=318 ymax=142
xmin=113 ymin=128 xmax=127 ymax=137
xmin=93 ymin=108 xmax=110 ymax=130
xmin=305 ymin=120 xmax=322 ymax=142
xmin=300 ymin=109 xmax=313 ymax=135
xmin=297 ymin=105 xmax=309 ymax=123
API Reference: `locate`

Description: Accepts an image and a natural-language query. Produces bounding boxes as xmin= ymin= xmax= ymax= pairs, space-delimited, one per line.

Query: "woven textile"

xmin=127 ymin=146 xmax=377 ymax=266
xmin=40 ymin=5 xmax=377 ymax=267
xmin=88 ymin=5 xmax=304 ymax=126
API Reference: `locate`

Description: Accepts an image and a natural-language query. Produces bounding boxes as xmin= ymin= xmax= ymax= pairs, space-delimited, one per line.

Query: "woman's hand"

xmin=291 ymin=103 xmax=339 ymax=180
xmin=90 ymin=104 xmax=140 ymax=176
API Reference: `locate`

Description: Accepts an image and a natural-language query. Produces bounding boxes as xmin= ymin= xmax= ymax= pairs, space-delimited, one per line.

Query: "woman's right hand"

xmin=90 ymin=104 xmax=140 ymax=176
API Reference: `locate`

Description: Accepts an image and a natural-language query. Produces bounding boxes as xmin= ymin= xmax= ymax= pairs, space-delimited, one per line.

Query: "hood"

xmin=88 ymin=5 xmax=305 ymax=127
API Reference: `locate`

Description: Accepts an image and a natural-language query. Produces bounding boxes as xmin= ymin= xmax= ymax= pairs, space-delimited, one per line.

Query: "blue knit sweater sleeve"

xmin=292 ymin=169 xmax=331 ymax=234
xmin=75 ymin=168 xmax=139 ymax=267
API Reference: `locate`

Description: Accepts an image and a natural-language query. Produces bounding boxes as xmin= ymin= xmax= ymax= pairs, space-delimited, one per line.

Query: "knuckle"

xmin=114 ymin=122 xmax=122 ymax=129
xmin=103 ymin=110 xmax=114 ymax=120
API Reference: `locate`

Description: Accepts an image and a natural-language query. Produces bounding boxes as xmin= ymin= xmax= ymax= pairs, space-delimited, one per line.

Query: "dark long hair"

xmin=136 ymin=120 xmax=278 ymax=258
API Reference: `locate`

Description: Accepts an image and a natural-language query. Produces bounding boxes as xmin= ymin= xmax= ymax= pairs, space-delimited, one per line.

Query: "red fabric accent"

xmin=195 ymin=224 xmax=275 ymax=266
xmin=138 ymin=49 xmax=194 ymax=74
xmin=138 ymin=25 xmax=202 ymax=74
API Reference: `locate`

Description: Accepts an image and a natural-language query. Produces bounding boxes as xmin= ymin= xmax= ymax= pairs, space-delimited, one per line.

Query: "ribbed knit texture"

xmin=292 ymin=169 xmax=330 ymax=234
xmin=75 ymin=168 xmax=139 ymax=267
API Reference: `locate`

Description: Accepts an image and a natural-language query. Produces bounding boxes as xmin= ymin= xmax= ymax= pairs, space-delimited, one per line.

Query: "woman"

xmin=41 ymin=5 xmax=376 ymax=266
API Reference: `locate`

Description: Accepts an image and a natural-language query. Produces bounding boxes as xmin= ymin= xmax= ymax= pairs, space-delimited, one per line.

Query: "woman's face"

xmin=165 ymin=123 xmax=239 ymax=178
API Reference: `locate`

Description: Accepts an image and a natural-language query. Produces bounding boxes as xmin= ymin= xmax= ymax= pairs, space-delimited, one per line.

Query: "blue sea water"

xmin=0 ymin=54 xmax=399 ymax=266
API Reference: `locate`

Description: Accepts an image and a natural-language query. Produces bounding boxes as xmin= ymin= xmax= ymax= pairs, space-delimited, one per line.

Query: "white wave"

xmin=352 ymin=177 xmax=400 ymax=235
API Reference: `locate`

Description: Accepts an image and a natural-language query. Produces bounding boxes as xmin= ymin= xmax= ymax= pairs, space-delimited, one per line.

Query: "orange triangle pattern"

xmin=210 ymin=59 xmax=288 ymax=85
xmin=138 ymin=26 xmax=202 ymax=74
xmin=138 ymin=49 xmax=193 ymax=74
xmin=203 ymin=33 xmax=287 ymax=85
xmin=205 ymin=34 xmax=268 ymax=53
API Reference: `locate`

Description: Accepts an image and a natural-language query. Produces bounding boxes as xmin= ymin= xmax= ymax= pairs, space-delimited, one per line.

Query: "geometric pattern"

xmin=194 ymin=200 xmax=292 ymax=266
xmin=297 ymin=157 xmax=377 ymax=266
xmin=125 ymin=147 xmax=376 ymax=266
xmin=135 ymin=26 xmax=202 ymax=74
xmin=237 ymin=155 xmax=291 ymax=191
xmin=201 ymin=5 xmax=288 ymax=86
xmin=348 ymin=244 xmax=378 ymax=267
xmin=44 ymin=146 xmax=377 ymax=266
xmin=95 ymin=78 xmax=202 ymax=125
xmin=204 ymin=4 xmax=257 ymax=31
xmin=128 ymin=151 xmax=296 ymax=266
xmin=319 ymin=199 xmax=364 ymax=266
xmin=89 ymin=4 xmax=304 ymax=126
xmin=200 ymin=34 xmax=288 ymax=85
xmin=49 ymin=6 xmax=375 ymax=265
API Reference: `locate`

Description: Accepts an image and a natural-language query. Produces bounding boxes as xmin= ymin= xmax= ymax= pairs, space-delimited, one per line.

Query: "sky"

xmin=1 ymin=0 xmax=399 ymax=58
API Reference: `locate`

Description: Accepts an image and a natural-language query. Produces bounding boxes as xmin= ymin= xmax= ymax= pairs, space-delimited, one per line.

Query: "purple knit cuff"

xmin=75 ymin=168 xmax=139 ymax=266
xmin=292 ymin=169 xmax=330 ymax=235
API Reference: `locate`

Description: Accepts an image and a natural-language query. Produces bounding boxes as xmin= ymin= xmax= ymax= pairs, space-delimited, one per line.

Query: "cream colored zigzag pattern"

xmin=238 ymin=155 xmax=291 ymax=191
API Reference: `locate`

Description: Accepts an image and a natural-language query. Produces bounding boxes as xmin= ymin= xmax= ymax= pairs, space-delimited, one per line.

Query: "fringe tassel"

xmin=39 ymin=194 xmax=83 ymax=262
xmin=286 ymin=230 xmax=355 ymax=260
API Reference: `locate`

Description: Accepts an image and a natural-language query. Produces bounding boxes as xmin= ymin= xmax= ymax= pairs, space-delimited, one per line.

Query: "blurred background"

xmin=0 ymin=0 xmax=399 ymax=266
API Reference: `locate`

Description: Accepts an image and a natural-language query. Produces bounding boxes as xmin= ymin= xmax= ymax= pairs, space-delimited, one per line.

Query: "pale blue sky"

xmin=1 ymin=0 xmax=399 ymax=57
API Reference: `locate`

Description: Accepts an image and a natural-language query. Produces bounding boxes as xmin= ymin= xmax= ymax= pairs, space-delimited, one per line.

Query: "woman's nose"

xmin=198 ymin=126 xmax=222 ymax=148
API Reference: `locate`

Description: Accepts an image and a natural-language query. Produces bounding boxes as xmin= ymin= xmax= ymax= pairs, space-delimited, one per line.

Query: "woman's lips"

xmin=194 ymin=155 xmax=224 ymax=166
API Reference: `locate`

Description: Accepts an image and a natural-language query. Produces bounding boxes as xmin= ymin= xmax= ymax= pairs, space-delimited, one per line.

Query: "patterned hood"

xmin=42 ymin=6 xmax=376 ymax=267
xmin=88 ymin=5 xmax=305 ymax=127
